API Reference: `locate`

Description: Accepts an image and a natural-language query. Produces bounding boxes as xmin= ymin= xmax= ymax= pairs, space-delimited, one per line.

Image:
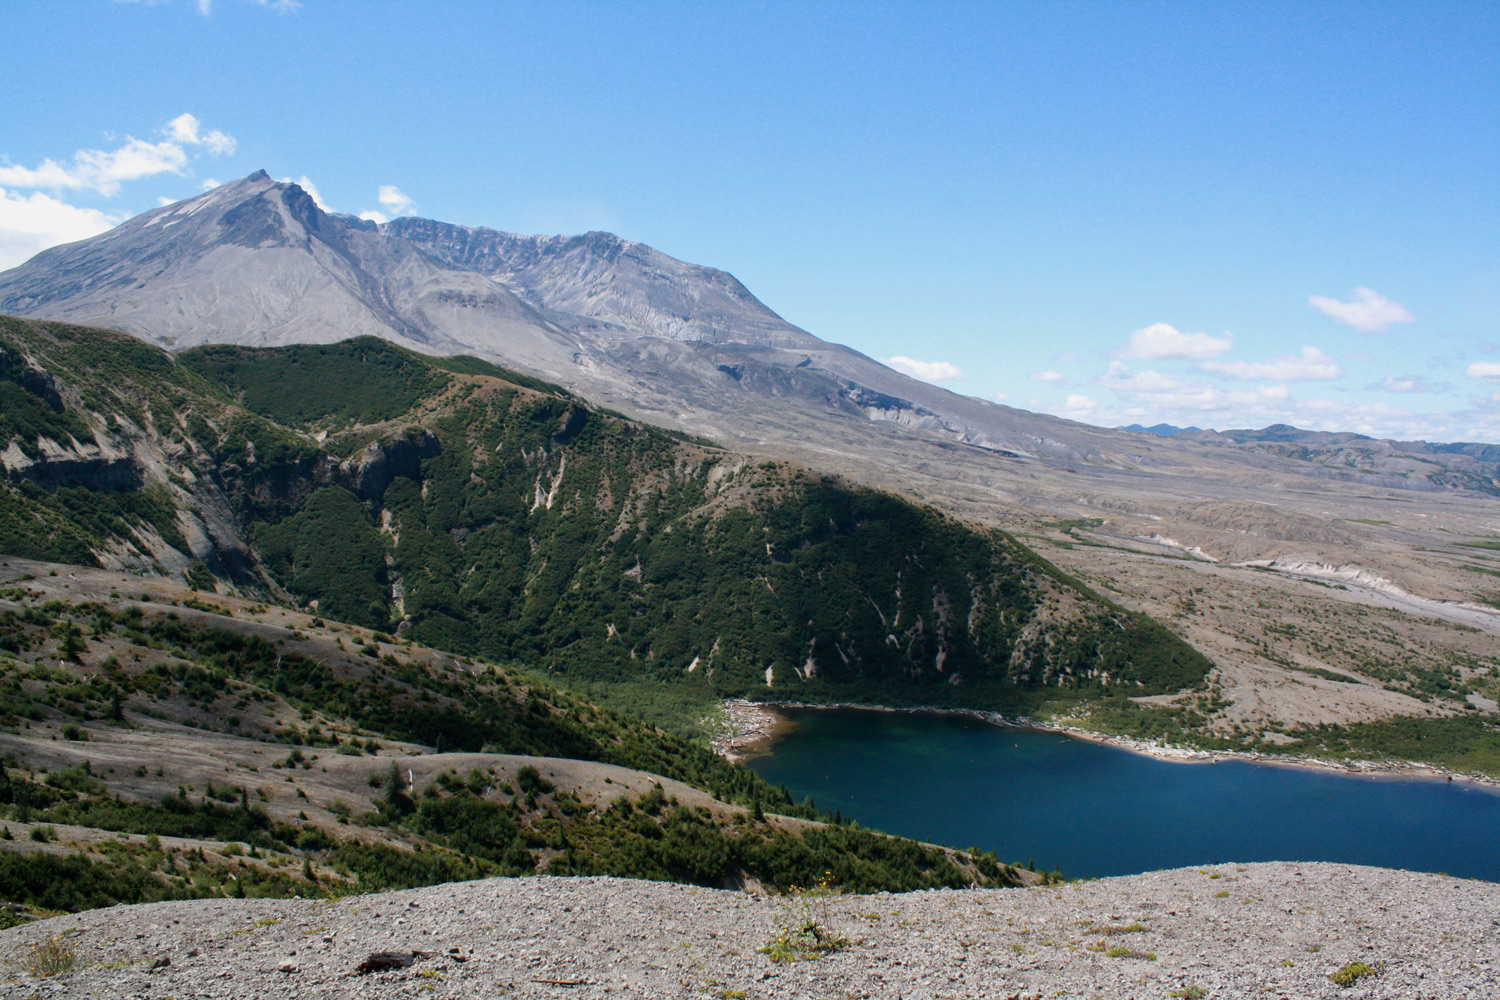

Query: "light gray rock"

xmin=0 ymin=862 xmax=1493 ymax=998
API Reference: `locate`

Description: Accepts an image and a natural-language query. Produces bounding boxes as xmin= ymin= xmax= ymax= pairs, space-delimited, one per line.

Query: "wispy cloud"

xmin=0 ymin=114 xmax=235 ymax=269
xmin=1199 ymin=346 xmax=1344 ymax=382
xmin=165 ymin=113 xmax=236 ymax=155
xmin=1307 ymin=287 xmax=1414 ymax=333
xmin=194 ymin=0 xmax=302 ymax=15
xmin=1114 ymin=322 xmax=1233 ymax=360
xmin=1029 ymin=370 xmax=1066 ymax=383
xmin=0 ymin=114 xmax=236 ymax=197
xmin=378 ymin=185 xmax=414 ymax=216
xmin=1062 ymin=394 xmax=1097 ymax=418
xmin=1370 ymin=375 xmax=1451 ymax=394
xmin=1078 ymin=360 xmax=1500 ymax=440
xmin=886 ymin=356 xmax=962 ymax=382
xmin=360 ymin=185 xmax=415 ymax=224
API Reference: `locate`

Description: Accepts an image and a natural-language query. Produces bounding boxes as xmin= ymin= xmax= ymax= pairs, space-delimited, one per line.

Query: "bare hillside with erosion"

xmin=1 ymin=862 xmax=1495 ymax=998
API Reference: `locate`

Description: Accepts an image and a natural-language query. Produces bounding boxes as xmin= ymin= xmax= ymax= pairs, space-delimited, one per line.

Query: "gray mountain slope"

xmin=0 ymin=172 xmax=582 ymax=373
xmin=383 ymin=218 xmax=820 ymax=349
xmin=0 ymin=172 xmax=1128 ymax=465
xmin=1 ymin=171 xmax=1495 ymax=512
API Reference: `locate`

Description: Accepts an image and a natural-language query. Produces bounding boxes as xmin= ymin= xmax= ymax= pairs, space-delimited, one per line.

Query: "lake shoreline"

xmin=715 ymin=698 xmax=1500 ymax=792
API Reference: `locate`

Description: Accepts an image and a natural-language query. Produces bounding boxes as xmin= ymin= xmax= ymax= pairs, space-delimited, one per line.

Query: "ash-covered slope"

xmin=0 ymin=172 xmax=581 ymax=374
xmin=3 ymin=864 xmax=1494 ymax=998
xmin=0 ymin=172 xmax=1150 ymax=465
xmin=383 ymin=217 xmax=820 ymax=349
xmin=2 ymin=171 xmax=1496 ymax=503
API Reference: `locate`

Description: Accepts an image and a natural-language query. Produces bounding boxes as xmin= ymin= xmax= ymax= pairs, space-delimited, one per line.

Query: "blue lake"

xmin=745 ymin=707 xmax=1500 ymax=882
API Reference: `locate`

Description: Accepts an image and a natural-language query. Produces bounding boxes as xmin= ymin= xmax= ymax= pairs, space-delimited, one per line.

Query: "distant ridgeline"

xmin=0 ymin=316 xmax=1210 ymax=717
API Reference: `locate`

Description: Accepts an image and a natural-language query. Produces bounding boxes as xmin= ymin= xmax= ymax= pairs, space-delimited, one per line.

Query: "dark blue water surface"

xmin=746 ymin=708 xmax=1500 ymax=881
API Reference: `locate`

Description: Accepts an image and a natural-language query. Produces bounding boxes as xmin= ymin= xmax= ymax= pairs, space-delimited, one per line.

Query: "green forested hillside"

xmin=0 ymin=317 xmax=1212 ymax=730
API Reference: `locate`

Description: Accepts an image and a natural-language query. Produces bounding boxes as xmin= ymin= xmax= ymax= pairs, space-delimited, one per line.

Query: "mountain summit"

xmin=0 ymin=171 xmax=1110 ymax=464
xmin=2 ymin=171 xmax=1497 ymax=520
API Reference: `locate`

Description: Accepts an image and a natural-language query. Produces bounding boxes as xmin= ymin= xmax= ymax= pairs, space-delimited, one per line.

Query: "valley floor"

xmin=0 ymin=861 xmax=1493 ymax=998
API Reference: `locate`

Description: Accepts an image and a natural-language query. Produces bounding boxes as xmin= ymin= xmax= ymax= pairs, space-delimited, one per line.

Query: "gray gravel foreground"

xmin=0 ymin=862 xmax=1495 ymax=999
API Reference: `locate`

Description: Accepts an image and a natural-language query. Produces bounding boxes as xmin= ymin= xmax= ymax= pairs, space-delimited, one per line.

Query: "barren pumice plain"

xmin=2 ymin=862 xmax=1496 ymax=999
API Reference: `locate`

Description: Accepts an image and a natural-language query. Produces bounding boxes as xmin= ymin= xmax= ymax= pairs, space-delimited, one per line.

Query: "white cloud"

xmin=0 ymin=188 xmax=118 ymax=270
xmin=196 ymin=0 xmax=301 ymax=14
xmin=886 ymin=356 xmax=962 ymax=382
xmin=0 ymin=139 xmax=186 ymax=197
xmin=1097 ymin=361 xmax=1195 ymax=394
xmin=1199 ymin=346 xmax=1344 ymax=382
xmin=0 ymin=115 xmax=235 ymax=265
xmin=1307 ymin=287 xmax=1414 ymax=333
xmin=1082 ymin=355 xmax=1500 ymax=441
xmin=1052 ymin=352 xmax=1080 ymax=363
xmin=200 ymin=178 xmax=221 ymax=191
xmin=359 ymin=210 xmax=389 ymax=224
xmin=166 ymin=113 xmax=199 ymax=144
xmin=0 ymin=115 xmax=235 ymax=197
xmin=1114 ymin=322 xmax=1233 ymax=360
xmin=165 ymin=113 xmax=236 ymax=155
xmin=1029 ymin=370 xmax=1065 ymax=382
xmin=1063 ymin=394 xmax=1097 ymax=416
xmin=1372 ymin=375 xmax=1450 ymax=394
xmin=377 ymin=185 xmax=414 ymax=216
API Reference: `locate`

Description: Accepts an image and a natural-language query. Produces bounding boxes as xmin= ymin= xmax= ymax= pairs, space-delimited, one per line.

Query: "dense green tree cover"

xmin=0 ymin=318 xmax=1212 ymax=729
xmin=256 ymin=487 xmax=389 ymax=628
xmin=0 ymin=481 xmax=188 ymax=567
xmin=178 ymin=338 xmax=450 ymax=426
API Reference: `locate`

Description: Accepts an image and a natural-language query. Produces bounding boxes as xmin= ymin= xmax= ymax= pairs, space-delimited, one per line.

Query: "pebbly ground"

xmin=0 ymin=862 xmax=1495 ymax=999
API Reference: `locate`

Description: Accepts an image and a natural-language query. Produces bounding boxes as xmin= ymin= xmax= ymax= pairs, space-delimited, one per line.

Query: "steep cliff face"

xmin=383 ymin=218 xmax=820 ymax=349
xmin=0 ymin=319 xmax=1211 ymax=712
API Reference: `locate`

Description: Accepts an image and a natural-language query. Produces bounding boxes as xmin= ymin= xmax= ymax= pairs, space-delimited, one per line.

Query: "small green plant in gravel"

xmin=1330 ymin=961 xmax=1378 ymax=986
xmin=1168 ymin=986 xmax=1207 ymax=999
xmin=26 ymin=935 xmax=75 ymax=978
xmin=757 ymin=871 xmax=849 ymax=963
xmin=758 ymin=904 xmax=849 ymax=963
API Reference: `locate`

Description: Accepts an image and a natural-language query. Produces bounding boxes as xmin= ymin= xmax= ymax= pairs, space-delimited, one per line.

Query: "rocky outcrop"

xmin=344 ymin=430 xmax=442 ymax=500
xmin=1 ymin=435 xmax=141 ymax=490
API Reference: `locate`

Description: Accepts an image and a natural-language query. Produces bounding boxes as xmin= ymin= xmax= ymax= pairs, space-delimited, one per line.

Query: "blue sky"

xmin=2 ymin=1 xmax=1497 ymax=440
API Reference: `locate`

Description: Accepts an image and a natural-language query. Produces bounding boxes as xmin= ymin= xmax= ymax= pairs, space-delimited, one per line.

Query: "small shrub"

xmin=757 ymin=887 xmax=848 ymax=963
xmin=27 ymin=935 xmax=75 ymax=978
xmin=1168 ymin=987 xmax=1207 ymax=1000
xmin=1330 ymin=962 xmax=1377 ymax=986
xmin=29 ymin=825 xmax=55 ymax=843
